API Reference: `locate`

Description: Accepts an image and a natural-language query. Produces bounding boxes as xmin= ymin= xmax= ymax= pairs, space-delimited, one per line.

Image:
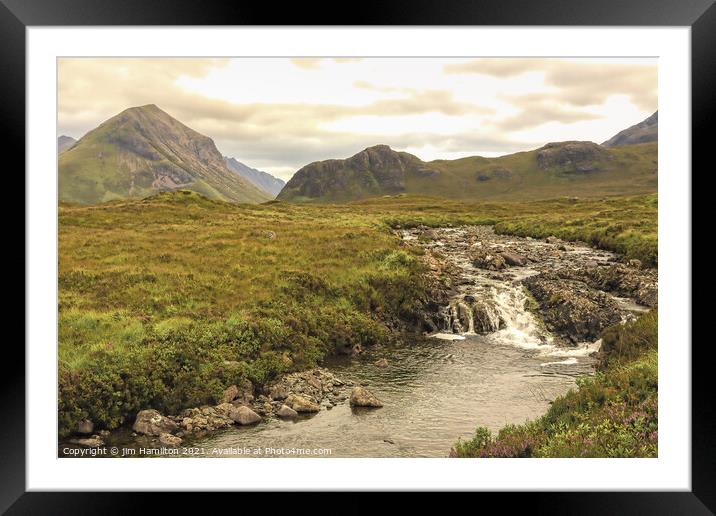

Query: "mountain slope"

xmin=224 ymin=157 xmax=286 ymax=198
xmin=277 ymin=141 xmax=658 ymax=203
xmin=602 ymin=111 xmax=658 ymax=148
xmin=58 ymin=135 xmax=77 ymax=153
xmin=59 ymin=105 xmax=271 ymax=204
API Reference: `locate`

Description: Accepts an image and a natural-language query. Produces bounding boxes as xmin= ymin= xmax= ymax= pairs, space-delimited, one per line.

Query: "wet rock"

xmin=229 ymin=405 xmax=261 ymax=425
xmin=456 ymin=302 xmax=472 ymax=330
xmin=471 ymin=300 xmax=505 ymax=334
xmin=500 ymin=252 xmax=527 ymax=267
xmin=285 ymin=393 xmax=320 ymax=413
xmin=220 ymin=384 xmax=239 ymax=403
xmin=560 ymin=263 xmax=658 ymax=308
xmin=349 ymin=386 xmax=383 ymax=408
xmin=71 ymin=436 xmax=104 ymax=448
xmin=374 ymin=358 xmax=389 ymax=368
xmin=277 ymin=404 xmax=299 ymax=419
xmin=77 ymin=419 xmax=94 ymax=435
xmin=524 ymin=273 xmax=622 ymax=343
xmin=471 ymin=249 xmax=506 ymax=270
xmin=159 ymin=432 xmax=182 ymax=447
xmin=133 ymin=409 xmax=178 ymax=436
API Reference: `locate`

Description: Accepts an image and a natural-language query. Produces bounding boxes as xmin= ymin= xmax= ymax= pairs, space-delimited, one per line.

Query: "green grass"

xmin=452 ymin=311 xmax=658 ymax=458
xmin=58 ymin=190 xmax=657 ymax=437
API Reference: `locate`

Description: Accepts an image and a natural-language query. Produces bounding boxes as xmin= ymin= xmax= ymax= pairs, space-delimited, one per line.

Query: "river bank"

xmin=60 ymin=224 xmax=655 ymax=457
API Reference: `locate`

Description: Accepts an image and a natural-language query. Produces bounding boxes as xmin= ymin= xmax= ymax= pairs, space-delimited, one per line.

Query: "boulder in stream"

xmin=349 ymin=386 xmax=383 ymax=408
xmin=500 ymin=252 xmax=528 ymax=267
xmin=229 ymin=405 xmax=262 ymax=425
xmin=277 ymin=404 xmax=299 ymax=418
xmin=285 ymin=393 xmax=320 ymax=413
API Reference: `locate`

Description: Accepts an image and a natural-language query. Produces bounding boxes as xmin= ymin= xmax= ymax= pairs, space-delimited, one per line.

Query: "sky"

xmin=58 ymin=57 xmax=657 ymax=181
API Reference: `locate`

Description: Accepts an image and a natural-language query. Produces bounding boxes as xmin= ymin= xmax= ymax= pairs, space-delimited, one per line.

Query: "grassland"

xmin=58 ymin=191 xmax=657 ymax=437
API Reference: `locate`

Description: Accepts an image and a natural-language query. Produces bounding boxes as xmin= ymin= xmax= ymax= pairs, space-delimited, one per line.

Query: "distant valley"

xmin=224 ymin=157 xmax=286 ymax=197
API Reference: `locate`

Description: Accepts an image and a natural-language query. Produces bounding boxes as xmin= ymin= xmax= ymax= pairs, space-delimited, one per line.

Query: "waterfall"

xmin=442 ymin=282 xmax=550 ymax=350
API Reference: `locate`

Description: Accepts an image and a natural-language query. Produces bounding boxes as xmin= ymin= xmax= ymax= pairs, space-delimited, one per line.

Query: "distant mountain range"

xmin=58 ymin=105 xmax=270 ymax=204
xmin=602 ymin=111 xmax=658 ymax=148
xmin=277 ymin=113 xmax=658 ymax=203
xmin=224 ymin=157 xmax=285 ymax=198
xmin=58 ymin=135 xmax=76 ymax=153
xmin=58 ymin=107 xmax=657 ymax=205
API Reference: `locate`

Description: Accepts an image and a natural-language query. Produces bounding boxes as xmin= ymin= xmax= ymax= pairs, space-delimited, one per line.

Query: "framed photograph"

xmin=7 ymin=0 xmax=710 ymax=511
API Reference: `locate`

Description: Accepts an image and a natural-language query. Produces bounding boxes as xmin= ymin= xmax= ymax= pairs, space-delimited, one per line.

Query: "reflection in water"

xmin=185 ymin=335 xmax=593 ymax=458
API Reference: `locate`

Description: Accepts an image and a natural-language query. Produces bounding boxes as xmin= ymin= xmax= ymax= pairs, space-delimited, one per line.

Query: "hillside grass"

xmin=58 ymin=190 xmax=657 ymax=437
xmin=453 ymin=311 xmax=658 ymax=458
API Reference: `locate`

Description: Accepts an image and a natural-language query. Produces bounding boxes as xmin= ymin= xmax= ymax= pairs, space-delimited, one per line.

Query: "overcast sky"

xmin=58 ymin=57 xmax=657 ymax=181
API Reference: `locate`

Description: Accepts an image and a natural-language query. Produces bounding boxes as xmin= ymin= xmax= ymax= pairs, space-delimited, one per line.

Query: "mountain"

xmin=602 ymin=111 xmax=658 ymax=148
xmin=58 ymin=135 xmax=76 ymax=153
xmin=277 ymin=141 xmax=657 ymax=203
xmin=224 ymin=157 xmax=286 ymax=198
xmin=58 ymin=105 xmax=271 ymax=204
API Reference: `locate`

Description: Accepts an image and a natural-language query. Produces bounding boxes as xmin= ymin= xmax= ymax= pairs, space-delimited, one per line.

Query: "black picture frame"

xmin=4 ymin=0 xmax=709 ymax=512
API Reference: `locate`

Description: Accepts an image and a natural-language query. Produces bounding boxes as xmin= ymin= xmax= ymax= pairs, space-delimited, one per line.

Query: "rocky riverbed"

xmin=60 ymin=226 xmax=656 ymax=457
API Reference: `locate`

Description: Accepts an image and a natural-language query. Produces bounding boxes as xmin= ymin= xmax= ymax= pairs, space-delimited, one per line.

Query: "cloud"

xmin=445 ymin=58 xmax=657 ymax=111
xmin=492 ymin=96 xmax=604 ymax=131
xmin=290 ymin=58 xmax=363 ymax=69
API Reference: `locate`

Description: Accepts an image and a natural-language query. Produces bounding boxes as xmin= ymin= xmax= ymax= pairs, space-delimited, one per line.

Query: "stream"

xmin=168 ymin=226 xmax=646 ymax=457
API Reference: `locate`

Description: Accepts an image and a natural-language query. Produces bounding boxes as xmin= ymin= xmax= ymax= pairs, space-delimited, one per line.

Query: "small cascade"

xmin=441 ymin=282 xmax=550 ymax=350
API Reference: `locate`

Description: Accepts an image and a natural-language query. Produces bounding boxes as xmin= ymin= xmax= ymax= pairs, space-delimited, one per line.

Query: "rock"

xmin=349 ymin=386 xmax=383 ymax=408
xmin=133 ymin=409 xmax=178 ymax=436
xmin=159 ymin=432 xmax=182 ymax=447
xmin=558 ymin=244 xmax=568 ymax=251
xmin=374 ymin=358 xmax=389 ymax=368
xmin=627 ymin=259 xmax=642 ymax=269
xmin=220 ymin=384 xmax=239 ymax=403
xmin=236 ymin=378 xmax=255 ymax=403
xmin=500 ymin=252 xmax=527 ymax=267
xmin=546 ymin=236 xmax=558 ymax=244
xmin=285 ymin=393 xmax=320 ymax=413
xmin=524 ymin=273 xmax=622 ymax=343
xmin=229 ymin=405 xmax=262 ymax=425
xmin=567 ymin=263 xmax=658 ymax=307
xmin=72 ymin=436 xmax=103 ymax=448
xmin=536 ymin=141 xmax=611 ymax=173
xmin=214 ymin=402 xmax=234 ymax=416
xmin=306 ymin=374 xmax=322 ymax=390
xmin=585 ymin=260 xmax=598 ymax=268
xmin=77 ymin=419 xmax=94 ymax=435
xmin=277 ymin=404 xmax=299 ymax=418
xmin=471 ymin=300 xmax=505 ymax=334
xmin=471 ymin=249 xmax=506 ymax=270
xmin=269 ymin=384 xmax=289 ymax=401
